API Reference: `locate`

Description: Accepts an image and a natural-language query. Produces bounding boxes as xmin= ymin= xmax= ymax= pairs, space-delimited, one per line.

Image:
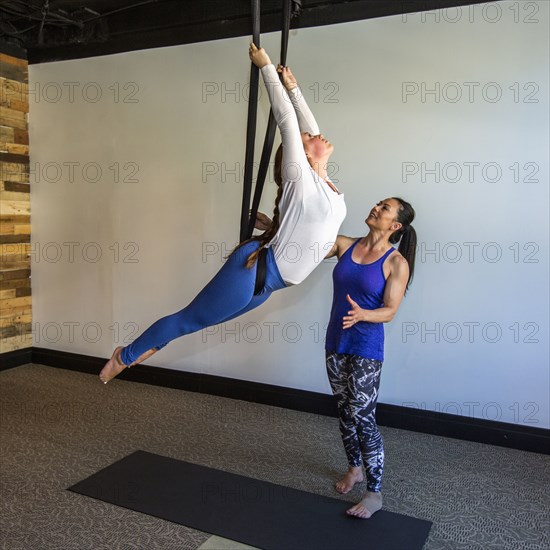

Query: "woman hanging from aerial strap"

xmin=99 ymin=43 xmax=347 ymax=383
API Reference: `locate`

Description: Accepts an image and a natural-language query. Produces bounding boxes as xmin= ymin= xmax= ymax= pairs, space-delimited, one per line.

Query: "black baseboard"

xmin=0 ymin=348 xmax=32 ymax=371
xmin=2 ymin=347 xmax=549 ymax=455
xmin=32 ymin=346 xmax=337 ymax=417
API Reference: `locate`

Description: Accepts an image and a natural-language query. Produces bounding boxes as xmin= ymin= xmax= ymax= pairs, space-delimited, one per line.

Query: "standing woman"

xmin=324 ymin=198 xmax=416 ymax=519
xmin=99 ymin=44 xmax=346 ymax=383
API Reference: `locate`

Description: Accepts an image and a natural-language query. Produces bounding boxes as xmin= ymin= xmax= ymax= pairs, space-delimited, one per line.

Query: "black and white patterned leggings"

xmin=325 ymin=351 xmax=384 ymax=493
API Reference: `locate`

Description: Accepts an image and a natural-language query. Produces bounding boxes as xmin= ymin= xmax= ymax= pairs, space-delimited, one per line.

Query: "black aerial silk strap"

xmin=240 ymin=0 xmax=299 ymax=244
xmin=241 ymin=0 xmax=300 ymax=295
xmin=240 ymin=0 xmax=262 ymax=244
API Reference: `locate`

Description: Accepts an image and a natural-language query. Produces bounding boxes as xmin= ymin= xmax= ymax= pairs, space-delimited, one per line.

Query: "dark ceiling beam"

xmin=27 ymin=0 xmax=497 ymax=64
xmin=0 ymin=40 xmax=28 ymax=59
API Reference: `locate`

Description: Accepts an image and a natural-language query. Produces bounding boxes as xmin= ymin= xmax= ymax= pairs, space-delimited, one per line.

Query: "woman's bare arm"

xmin=324 ymin=235 xmax=357 ymax=260
xmin=342 ymin=254 xmax=409 ymax=327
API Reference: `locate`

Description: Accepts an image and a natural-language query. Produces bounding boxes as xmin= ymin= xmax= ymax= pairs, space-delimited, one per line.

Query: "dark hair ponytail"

xmin=234 ymin=143 xmax=285 ymax=268
xmin=389 ymin=197 xmax=416 ymax=293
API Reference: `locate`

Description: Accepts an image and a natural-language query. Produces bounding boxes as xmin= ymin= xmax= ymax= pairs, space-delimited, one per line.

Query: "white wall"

xmin=29 ymin=1 xmax=549 ymax=428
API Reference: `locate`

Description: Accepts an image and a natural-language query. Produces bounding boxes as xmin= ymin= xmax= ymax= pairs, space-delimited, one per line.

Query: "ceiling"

xmin=0 ymin=0 xmax=496 ymax=64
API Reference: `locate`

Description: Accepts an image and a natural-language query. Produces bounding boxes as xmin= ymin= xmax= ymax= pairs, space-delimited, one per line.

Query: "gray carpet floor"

xmin=1 ymin=363 xmax=548 ymax=550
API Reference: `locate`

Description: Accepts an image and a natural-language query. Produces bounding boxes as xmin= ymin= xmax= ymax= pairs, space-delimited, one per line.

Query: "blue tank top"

xmin=325 ymin=239 xmax=395 ymax=361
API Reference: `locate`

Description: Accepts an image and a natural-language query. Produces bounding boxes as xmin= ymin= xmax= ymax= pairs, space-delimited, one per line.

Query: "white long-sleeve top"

xmin=260 ymin=64 xmax=347 ymax=285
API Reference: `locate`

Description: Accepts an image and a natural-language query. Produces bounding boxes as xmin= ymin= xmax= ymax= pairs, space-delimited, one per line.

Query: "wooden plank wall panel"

xmin=1 ymin=51 xmax=31 ymax=354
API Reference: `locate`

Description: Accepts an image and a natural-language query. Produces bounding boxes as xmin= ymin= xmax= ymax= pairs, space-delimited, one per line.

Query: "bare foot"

xmin=346 ymin=491 xmax=383 ymax=519
xmin=99 ymin=346 xmax=128 ymax=384
xmin=335 ymin=466 xmax=364 ymax=494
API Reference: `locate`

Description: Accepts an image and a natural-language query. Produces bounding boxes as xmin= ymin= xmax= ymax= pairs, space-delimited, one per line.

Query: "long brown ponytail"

xmin=389 ymin=197 xmax=417 ymax=293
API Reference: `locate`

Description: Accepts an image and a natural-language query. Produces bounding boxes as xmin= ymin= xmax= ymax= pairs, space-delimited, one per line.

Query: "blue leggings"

xmin=120 ymin=240 xmax=287 ymax=365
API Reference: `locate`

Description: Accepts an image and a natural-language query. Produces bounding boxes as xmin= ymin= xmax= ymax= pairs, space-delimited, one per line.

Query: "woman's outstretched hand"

xmin=253 ymin=211 xmax=272 ymax=231
xmin=277 ymin=64 xmax=297 ymax=91
xmin=249 ymin=43 xmax=271 ymax=68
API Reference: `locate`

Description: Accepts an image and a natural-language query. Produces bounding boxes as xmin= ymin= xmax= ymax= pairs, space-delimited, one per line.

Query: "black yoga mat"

xmin=68 ymin=450 xmax=432 ymax=550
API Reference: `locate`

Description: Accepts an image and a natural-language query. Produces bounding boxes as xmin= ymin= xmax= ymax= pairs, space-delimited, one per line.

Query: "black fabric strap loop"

xmin=241 ymin=0 xmax=299 ymax=295
xmin=247 ymin=111 xmax=277 ymax=239
xmin=239 ymin=0 xmax=261 ymax=243
xmin=240 ymin=0 xmax=298 ymax=244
